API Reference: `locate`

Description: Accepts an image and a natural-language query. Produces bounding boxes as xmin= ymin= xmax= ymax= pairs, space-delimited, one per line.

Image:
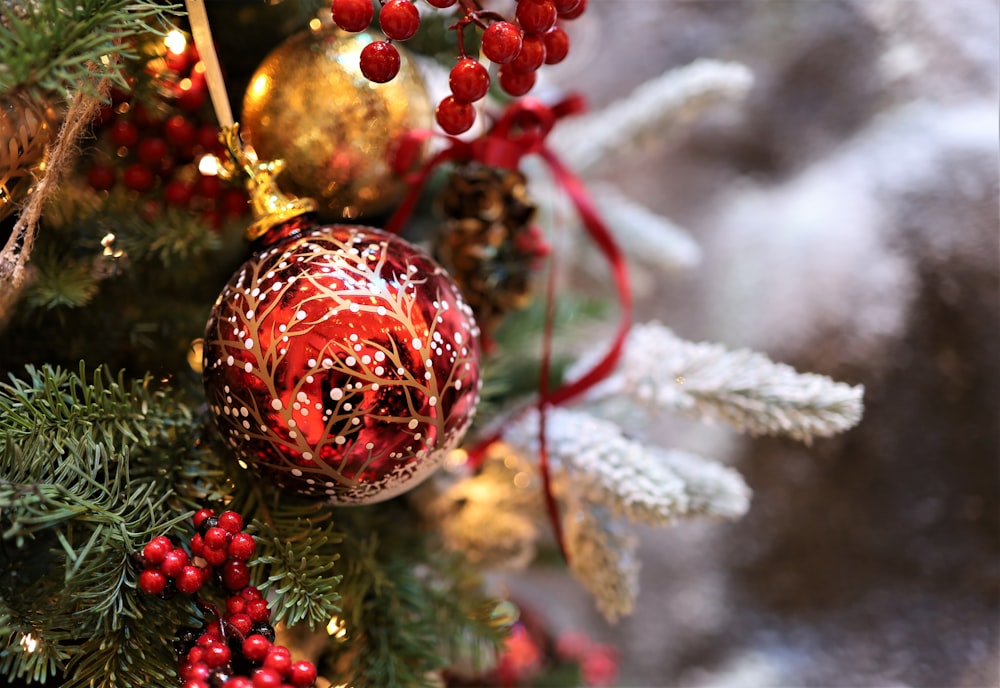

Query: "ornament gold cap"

xmin=218 ymin=123 xmax=317 ymax=242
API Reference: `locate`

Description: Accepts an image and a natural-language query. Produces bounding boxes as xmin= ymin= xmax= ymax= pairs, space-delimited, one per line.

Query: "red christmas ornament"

xmin=203 ymin=219 xmax=481 ymax=504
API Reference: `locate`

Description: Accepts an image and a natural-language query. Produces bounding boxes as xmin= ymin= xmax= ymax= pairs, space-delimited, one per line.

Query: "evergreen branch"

xmin=0 ymin=363 xmax=215 ymax=685
xmin=23 ymin=250 xmax=100 ymax=311
xmin=252 ymin=504 xmax=344 ymax=630
xmin=325 ymin=504 xmax=505 ymax=688
xmin=0 ymin=0 xmax=178 ymax=99
xmin=573 ymin=321 xmax=865 ymax=442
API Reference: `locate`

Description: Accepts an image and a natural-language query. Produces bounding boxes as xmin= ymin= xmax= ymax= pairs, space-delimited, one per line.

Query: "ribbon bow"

xmin=388 ymin=96 xmax=633 ymax=563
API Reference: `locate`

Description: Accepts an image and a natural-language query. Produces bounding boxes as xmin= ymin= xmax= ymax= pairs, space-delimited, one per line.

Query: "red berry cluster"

xmin=175 ymin=587 xmax=317 ymax=688
xmin=84 ymin=38 xmax=249 ymax=228
xmin=137 ymin=510 xmax=319 ymax=687
xmin=330 ymin=0 xmax=588 ymax=135
xmin=138 ymin=509 xmax=254 ymax=598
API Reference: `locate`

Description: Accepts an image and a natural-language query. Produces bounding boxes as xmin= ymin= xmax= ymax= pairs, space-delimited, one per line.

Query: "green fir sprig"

xmin=0 ymin=0 xmax=177 ymax=100
xmin=0 ymin=363 xmax=210 ymax=686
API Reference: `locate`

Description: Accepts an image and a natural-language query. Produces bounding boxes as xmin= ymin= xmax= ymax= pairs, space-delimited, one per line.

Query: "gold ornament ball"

xmin=241 ymin=25 xmax=432 ymax=220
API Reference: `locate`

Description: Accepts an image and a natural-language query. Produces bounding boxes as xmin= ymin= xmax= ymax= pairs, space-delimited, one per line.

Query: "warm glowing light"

xmin=199 ymin=154 xmax=220 ymax=176
xmin=101 ymin=232 xmax=123 ymax=258
xmin=446 ymin=448 xmax=468 ymax=469
xmin=19 ymin=634 xmax=38 ymax=653
xmin=513 ymin=471 xmax=531 ymax=489
xmin=165 ymin=30 xmax=187 ymax=55
xmin=309 ymin=17 xmax=323 ymax=31
xmin=326 ymin=616 xmax=348 ymax=640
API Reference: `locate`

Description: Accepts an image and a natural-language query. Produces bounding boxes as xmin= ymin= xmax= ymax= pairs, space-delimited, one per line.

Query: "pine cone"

xmin=0 ymin=88 xmax=62 ymax=221
xmin=433 ymin=162 xmax=548 ymax=338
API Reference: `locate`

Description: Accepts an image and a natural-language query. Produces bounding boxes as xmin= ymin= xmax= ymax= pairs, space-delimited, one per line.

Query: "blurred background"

xmin=502 ymin=1 xmax=999 ymax=686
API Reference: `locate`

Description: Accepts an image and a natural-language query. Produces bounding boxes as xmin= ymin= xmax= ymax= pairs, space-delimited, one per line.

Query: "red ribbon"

xmin=388 ymin=98 xmax=633 ymax=562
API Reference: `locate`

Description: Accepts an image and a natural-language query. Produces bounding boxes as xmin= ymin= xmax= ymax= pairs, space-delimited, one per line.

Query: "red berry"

xmin=482 ymin=21 xmax=522 ymax=64
xmin=137 ymin=137 xmax=169 ymax=167
xmin=204 ymin=526 xmax=229 ymax=550
xmin=226 ymin=596 xmax=247 ymax=617
xmin=263 ymin=646 xmax=291 ymax=675
xmin=379 ymin=0 xmax=420 ymax=41
xmin=498 ymin=65 xmax=536 ymax=96
xmin=165 ymin=115 xmax=197 ymax=148
xmin=142 ymin=535 xmax=173 ymax=566
xmin=197 ymin=125 xmax=221 ymax=152
xmin=221 ymin=189 xmax=248 ymax=217
xmin=110 ymin=119 xmax=140 ymax=148
xmin=448 ymin=59 xmax=490 ymax=103
xmin=228 ymin=532 xmax=256 ymax=561
xmin=542 ymin=26 xmax=570 ymax=64
xmin=424 ymin=0 xmax=455 ymax=6
xmin=195 ymin=173 xmax=222 ymax=200
xmin=203 ymin=544 xmax=228 ymax=567
xmin=139 ymin=568 xmax=167 ymax=595
xmin=193 ymin=508 xmax=215 ymax=528
xmin=218 ymin=511 xmax=244 ymax=534
xmin=161 ymin=548 xmax=189 ymax=578
xmin=176 ymin=77 xmax=207 ymax=113
xmin=180 ymin=662 xmax=211 ymax=682
xmin=203 ymin=642 xmax=232 ymax=669
xmin=227 ymin=612 xmax=254 ymax=637
xmin=165 ymin=180 xmax=195 ymax=207
xmin=86 ymin=163 xmax=116 ymax=191
xmin=190 ymin=533 xmax=206 ymax=557
xmin=288 ymin=661 xmax=318 ymax=687
xmin=95 ymin=103 xmax=115 ymax=127
xmin=246 ymin=597 xmax=270 ymax=623
xmin=241 ymin=586 xmax=263 ymax=600
xmin=511 ymin=34 xmax=546 ymax=72
xmin=122 ymin=164 xmax=155 ymax=192
xmin=554 ymin=0 xmax=580 ymax=13
xmin=187 ymin=646 xmax=205 ymax=664
xmin=182 ymin=681 xmax=210 ymax=688
xmin=176 ymin=565 xmax=205 ymax=594
xmin=359 ymin=40 xmax=400 ymax=83
xmin=243 ymin=634 xmax=272 ymax=663
xmin=331 ymin=0 xmax=374 ymax=32
xmin=223 ymin=560 xmax=252 ymax=591
xmin=516 ymin=0 xmax=557 ymax=34
xmin=559 ymin=0 xmax=586 ymax=19
xmin=251 ymin=667 xmax=283 ymax=688
xmin=198 ymin=629 xmax=222 ymax=645
xmin=435 ymin=96 xmax=475 ymax=136
xmin=223 ymin=679 xmax=253 ymax=688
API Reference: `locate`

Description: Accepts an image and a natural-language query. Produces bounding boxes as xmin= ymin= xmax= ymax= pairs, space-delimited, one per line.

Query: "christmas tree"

xmin=0 ymin=1 xmax=870 ymax=686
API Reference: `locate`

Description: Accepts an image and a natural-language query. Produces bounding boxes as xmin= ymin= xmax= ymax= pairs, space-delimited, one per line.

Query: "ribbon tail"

xmin=539 ymin=147 xmax=633 ymax=407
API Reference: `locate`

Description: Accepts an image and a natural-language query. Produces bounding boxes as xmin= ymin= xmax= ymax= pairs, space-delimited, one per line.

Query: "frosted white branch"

xmin=563 ymin=503 xmax=639 ymax=623
xmin=652 ymin=448 xmax=750 ymax=520
xmin=549 ymin=59 xmax=754 ymax=174
xmin=590 ymin=182 xmax=702 ymax=272
xmin=503 ymin=407 xmax=750 ymax=525
xmin=574 ymin=322 xmax=865 ymax=442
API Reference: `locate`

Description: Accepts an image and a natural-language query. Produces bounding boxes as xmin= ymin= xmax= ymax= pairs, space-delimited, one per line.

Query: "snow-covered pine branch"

xmin=574 ymin=322 xmax=865 ymax=442
xmin=590 ymin=182 xmax=702 ymax=272
xmin=503 ymin=407 xmax=750 ymax=526
xmin=563 ymin=503 xmax=640 ymax=623
xmin=549 ymin=59 xmax=754 ymax=174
